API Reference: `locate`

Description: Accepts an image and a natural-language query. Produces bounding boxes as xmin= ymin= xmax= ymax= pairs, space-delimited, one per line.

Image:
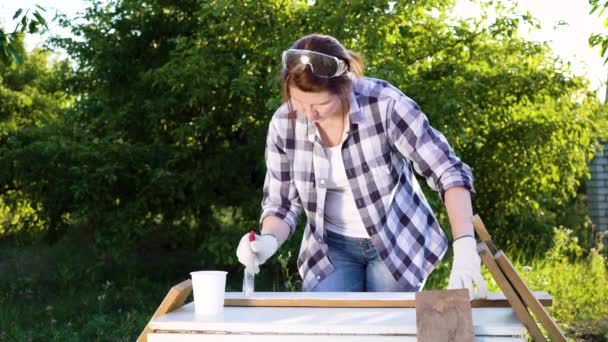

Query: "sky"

xmin=1 ymin=0 xmax=607 ymax=101
xmin=0 ymin=0 xmax=83 ymax=47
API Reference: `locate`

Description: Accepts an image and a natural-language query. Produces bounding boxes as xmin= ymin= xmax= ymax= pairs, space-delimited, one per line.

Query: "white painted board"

xmin=148 ymin=333 xmax=524 ymax=342
xmin=224 ymin=290 xmax=549 ymax=303
xmin=150 ymin=302 xmax=525 ymax=337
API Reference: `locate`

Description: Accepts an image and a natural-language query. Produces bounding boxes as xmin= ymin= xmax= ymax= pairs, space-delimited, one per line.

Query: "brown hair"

xmin=279 ymin=34 xmax=365 ymax=124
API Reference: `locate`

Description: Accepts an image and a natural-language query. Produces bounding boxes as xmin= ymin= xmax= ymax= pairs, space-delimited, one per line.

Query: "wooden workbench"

xmin=145 ymin=291 xmax=551 ymax=341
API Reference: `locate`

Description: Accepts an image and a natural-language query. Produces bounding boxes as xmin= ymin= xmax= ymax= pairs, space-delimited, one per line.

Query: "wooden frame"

xmin=478 ymin=242 xmax=547 ymax=341
xmin=473 ymin=214 xmax=567 ymax=342
xmin=137 ymin=279 xmax=192 ymax=342
xmin=495 ymin=251 xmax=567 ymax=341
xmin=223 ymin=291 xmax=551 ymax=308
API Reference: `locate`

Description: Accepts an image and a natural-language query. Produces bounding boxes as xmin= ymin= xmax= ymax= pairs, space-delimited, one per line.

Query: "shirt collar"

xmin=347 ymin=88 xmax=363 ymax=127
xmin=305 ymin=86 xmax=363 ymax=142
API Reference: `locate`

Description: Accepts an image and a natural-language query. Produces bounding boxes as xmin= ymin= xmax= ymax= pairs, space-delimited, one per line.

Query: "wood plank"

xmin=416 ymin=289 xmax=474 ymax=342
xmin=137 ymin=279 xmax=192 ymax=342
xmin=495 ymin=251 xmax=567 ymax=342
xmin=478 ymin=242 xmax=547 ymax=341
xmin=472 ymin=214 xmax=498 ymax=254
xmin=223 ymin=291 xmax=552 ymax=308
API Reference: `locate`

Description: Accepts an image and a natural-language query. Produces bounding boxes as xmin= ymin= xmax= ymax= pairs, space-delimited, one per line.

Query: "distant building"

xmin=588 ymin=142 xmax=608 ymax=248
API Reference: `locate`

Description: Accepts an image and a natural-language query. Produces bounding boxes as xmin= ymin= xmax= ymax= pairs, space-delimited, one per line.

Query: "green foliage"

xmin=397 ymin=1 xmax=607 ymax=250
xmin=589 ymin=0 xmax=608 ymax=62
xmin=0 ymin=42 xmax=72 ymax=242
xmin=0 ymin=43 xmax=71 ymax=135
xmin=0 ymin=0 xmax=606 ymax=303
xmin=0 ymin=6 xmax=48 ymax=66
xmin=0 ymin=236 xmax=169 ymax=341
xmin=278 ymin=250 xmax=302 ymax=292
xmin=531 ymin=229 xmax=608 ymax=330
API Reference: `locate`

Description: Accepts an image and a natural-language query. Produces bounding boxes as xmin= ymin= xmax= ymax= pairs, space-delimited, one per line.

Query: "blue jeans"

xmin=310 ymin=230 xmax=422 ymax=292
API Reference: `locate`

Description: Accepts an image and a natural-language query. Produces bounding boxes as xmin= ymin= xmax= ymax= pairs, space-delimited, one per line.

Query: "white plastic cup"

xmin=190 ymin=270 xmax=228 ymax=315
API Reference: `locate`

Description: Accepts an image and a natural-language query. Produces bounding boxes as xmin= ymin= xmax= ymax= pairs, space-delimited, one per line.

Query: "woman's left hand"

xmin=447 ymin=236 xmax=488 ymax=300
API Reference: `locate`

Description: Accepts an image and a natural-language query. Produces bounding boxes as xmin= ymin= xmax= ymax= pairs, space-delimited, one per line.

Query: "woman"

xmin=236 ymin=33 xmax=487 ymax=297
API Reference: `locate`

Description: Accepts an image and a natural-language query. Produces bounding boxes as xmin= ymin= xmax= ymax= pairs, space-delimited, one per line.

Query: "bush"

xmin=529 ymin=228 xmax=608 ymax=336
xmin=1 ymin=0 xmax=605 ymax=263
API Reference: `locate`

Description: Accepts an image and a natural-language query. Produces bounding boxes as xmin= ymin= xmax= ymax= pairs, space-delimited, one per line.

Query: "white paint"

xmin=224 ymin=290 xmax=549 ymax=302
xmin=149 ymin=301 xmax=525 ymax=337
xmin=148 ymin=333 xmax=523 ymax=342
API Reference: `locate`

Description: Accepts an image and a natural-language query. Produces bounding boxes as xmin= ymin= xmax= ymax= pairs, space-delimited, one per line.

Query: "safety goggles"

xmin=281 ymin=49 xmax=348 ymax=78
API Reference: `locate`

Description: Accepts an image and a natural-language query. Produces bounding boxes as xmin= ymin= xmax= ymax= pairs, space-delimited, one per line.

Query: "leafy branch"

xmin=589 ymin=0 xmax=608 ymax=63
xmin=0 ymin=5 xmax=48 ymax=66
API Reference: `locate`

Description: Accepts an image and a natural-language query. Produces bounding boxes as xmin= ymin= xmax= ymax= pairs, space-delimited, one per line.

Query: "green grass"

xmin=0 ymin=227 xmax=607 ymax=341
xmin=0 ymin=238 xmax=163 ymax=341
xmin=0 ymin=229 xmax=275 ymax=341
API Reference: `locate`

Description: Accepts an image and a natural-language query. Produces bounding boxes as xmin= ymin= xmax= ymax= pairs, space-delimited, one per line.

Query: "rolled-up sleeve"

xmin=259 ymin=119 xmax=302 ymax=234
xmin=387 ymin=95 xmax=475 ymax=198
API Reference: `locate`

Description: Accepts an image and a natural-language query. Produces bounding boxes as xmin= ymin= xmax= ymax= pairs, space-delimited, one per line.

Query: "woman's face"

xmin=289 ymin=86 xmax=342 ymax=124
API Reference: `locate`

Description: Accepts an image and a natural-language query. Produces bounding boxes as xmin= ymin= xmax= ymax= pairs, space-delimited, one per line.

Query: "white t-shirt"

xmin=323 ymin=144 xmax=369 ymax=238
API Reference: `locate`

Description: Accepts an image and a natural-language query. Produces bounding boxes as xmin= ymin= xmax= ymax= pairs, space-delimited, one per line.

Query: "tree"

xmin=0 ymin=6 xmax=48 ymax=66
xmin=0 ymin=37 xmax=72 ymax=241
xmin=1 ymin=0 xmax=606 ymax=263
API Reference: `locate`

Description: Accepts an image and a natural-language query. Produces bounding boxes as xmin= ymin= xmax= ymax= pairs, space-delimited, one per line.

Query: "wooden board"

xmin=478 ymin=242 xmax=547 ymax=341
xmin=223 ymin=291 xmax=552 ymax=308
xmin=416 ymin=289 xmax=474 ymax=342
xmin=137 ymin=279 xmax=192 ymax=342
xmin=495 ymin=251 xmax=567 ymax=341
xmin=472 ymin=214 xmax=493 ymax=242
xmin=472 ymin=214 xmax=498 ymax=254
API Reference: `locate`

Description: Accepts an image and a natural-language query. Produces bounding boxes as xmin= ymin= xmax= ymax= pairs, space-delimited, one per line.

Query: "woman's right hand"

xmin=236 ymin=232 xmax=279 ymax=274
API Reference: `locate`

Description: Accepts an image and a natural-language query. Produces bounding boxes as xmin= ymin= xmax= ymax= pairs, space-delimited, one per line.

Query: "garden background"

xmin=1 ymin=0 xmax=608 ymax=340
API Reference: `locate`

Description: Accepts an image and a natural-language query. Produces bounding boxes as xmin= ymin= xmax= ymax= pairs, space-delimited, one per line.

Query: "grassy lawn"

xmin=0 ymin=231 xmax=273 ymax=341
xmin=0 ymin=238 xmax=160 ymax=341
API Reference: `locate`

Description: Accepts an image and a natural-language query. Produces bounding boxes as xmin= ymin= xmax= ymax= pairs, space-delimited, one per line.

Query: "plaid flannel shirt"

xmin=260 ymin=77 xmax=475 ymax=291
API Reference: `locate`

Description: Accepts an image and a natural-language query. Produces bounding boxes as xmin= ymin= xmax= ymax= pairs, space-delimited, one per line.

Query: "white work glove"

xmin=447 ymin=236 xmax=488 ymax=300
xmin=236 ymin=233 xmax=278 ymax=274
